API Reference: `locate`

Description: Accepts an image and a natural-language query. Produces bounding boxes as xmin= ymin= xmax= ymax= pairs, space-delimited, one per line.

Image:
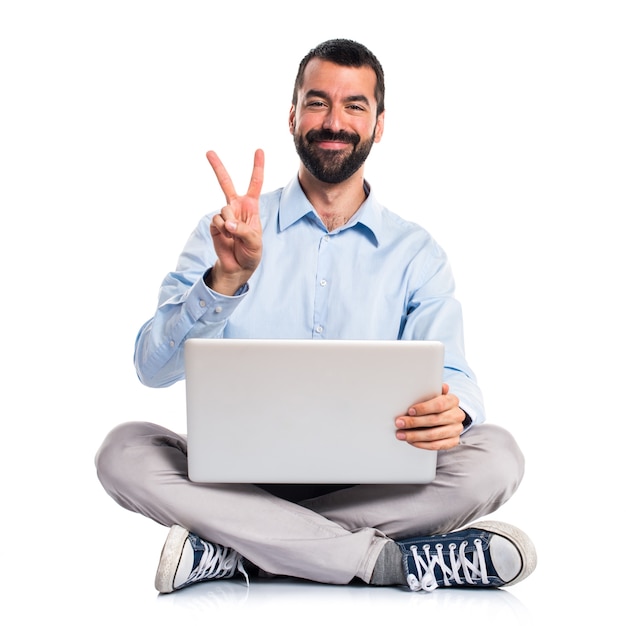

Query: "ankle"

xmin=370 ymin=541 xmax=405 ymax=586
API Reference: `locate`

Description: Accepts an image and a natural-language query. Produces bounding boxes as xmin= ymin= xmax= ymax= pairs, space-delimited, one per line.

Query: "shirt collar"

xmin=278 ymin=176 xmax=382 ymax=246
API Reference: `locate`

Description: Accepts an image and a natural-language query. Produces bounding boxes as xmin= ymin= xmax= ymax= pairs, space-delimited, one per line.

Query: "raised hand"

xmin=205 ymin=149 xmax=264 ymax=295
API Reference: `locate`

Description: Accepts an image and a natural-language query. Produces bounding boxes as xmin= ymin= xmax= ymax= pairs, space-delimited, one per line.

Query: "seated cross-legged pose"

xmin=96 ymin=38 xmax=536 ymax=594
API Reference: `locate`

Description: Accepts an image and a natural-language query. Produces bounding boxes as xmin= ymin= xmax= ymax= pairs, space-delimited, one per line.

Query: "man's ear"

xmin=374 ymin=111 xmax=385 ymax=143
xmin=288 ymin=105 xmax=296 ymax=135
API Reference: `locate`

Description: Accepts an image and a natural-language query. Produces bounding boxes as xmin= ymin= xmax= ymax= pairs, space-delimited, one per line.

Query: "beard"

xmin=293 ymin=127 xmax=375 ymax=184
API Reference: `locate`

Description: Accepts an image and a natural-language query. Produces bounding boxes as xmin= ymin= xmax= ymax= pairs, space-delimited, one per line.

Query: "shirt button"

xmin=169 ymin=340 xmax=175 ymax=348
xmin=199 ymin=299 xmax=206 ymax=308
xmin=214 ymin=306 xmax=223 ymax=313
xmin=315 ymin=326 xmax=323 ymax=334
xmin=320 ymin=279 xmax=327 ymax=287
xmin=323 ymin=235 xmax=330 ymax=242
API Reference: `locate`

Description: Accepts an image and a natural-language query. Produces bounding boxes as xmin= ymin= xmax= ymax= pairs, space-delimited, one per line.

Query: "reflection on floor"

xmin=156 ymin=577 xmax=534 ymax=625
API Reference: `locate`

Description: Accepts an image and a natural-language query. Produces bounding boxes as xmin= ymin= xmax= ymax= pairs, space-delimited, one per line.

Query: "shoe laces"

xmin=187 ymin=538 xmax=249 ymax=586
xmin=406 ymin=539 xmax=489 ymax=591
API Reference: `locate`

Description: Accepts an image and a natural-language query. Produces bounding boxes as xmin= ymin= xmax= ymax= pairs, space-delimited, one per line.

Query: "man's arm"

xmin=133 ymin=150 xmax=265 ymax=387
xmin=395 ymin=238 xmax=485 ymax=449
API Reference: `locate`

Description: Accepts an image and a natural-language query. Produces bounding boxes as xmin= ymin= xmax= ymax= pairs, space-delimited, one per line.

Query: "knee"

xmin=94 ymin=421 xmax=159 ymax=496
xmin=463 ymin=424 xmax=525 ymax=501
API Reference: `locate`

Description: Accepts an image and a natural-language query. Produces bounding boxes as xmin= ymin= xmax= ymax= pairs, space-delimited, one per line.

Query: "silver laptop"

xmin=184 ymin=338 xmax=443 ymax=484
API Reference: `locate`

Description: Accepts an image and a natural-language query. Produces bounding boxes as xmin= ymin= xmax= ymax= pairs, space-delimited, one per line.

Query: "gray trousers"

xmin=95 ymin=421 xmax=524 ymax=584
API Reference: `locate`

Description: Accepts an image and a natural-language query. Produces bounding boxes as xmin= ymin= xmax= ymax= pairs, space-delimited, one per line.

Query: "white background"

xmin=1 ymin=1 xmax=624 ymax=624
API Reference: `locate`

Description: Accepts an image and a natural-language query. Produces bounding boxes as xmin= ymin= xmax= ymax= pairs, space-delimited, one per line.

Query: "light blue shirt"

xmin=134 ymin=177 xmax=485 ymax=425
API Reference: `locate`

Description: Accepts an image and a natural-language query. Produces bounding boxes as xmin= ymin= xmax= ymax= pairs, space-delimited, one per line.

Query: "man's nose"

xmin=321 ymin=106 xmax=343 ymax=132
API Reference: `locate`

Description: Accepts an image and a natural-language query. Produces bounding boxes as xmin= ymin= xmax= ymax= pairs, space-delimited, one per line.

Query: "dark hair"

xmin=292 ymin=39 xmax=385 ymax=115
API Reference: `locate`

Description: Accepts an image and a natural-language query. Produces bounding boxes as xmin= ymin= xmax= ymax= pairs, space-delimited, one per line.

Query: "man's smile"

xmin=315 ymin=139 xmax=352 ymax=150
xmin=305 ymin=128 xmax=360 ymax=150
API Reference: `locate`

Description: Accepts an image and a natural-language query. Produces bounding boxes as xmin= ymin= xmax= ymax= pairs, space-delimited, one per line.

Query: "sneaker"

xmin=398 ymin=521 xmax=537 ymax=592
xmin=155 ymin=525 xmax=248 ymax=593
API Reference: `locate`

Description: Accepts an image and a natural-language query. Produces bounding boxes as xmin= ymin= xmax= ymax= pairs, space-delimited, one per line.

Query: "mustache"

xmin=305 ymin=128 xmax=360 ymax=147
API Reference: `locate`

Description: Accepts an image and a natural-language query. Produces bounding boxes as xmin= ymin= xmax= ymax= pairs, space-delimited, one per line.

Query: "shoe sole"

xmin=469 ymin=520 xmax=537 ymax=586
xmin=154 ymin=525 xmax=190 ymax=594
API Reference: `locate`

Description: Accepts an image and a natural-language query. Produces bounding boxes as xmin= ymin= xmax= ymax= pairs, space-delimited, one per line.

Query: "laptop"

xmin=184 ymin=338 xmax=444 ymax=484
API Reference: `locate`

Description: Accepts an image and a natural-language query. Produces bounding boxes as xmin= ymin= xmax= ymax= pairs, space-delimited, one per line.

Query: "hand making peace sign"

xmin=205 ymin=149 xmax=265 ymax=295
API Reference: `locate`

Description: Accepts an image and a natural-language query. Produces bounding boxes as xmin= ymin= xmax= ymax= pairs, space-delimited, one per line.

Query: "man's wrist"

xmin=203 ymin=267 xmax=249 ymax=296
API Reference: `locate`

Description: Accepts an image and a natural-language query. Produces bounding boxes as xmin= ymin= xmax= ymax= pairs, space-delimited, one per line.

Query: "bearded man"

xmin=96 ymin=38 xmax=536 ymax=594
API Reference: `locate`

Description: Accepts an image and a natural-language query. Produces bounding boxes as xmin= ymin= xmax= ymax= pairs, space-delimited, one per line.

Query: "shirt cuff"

xmin=190 ymin=269 xmax=248 ymax=323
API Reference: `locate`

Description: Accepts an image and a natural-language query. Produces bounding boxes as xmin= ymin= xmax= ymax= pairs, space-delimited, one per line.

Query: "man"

xmin=96 ymin=39 xmax=536 ymax=593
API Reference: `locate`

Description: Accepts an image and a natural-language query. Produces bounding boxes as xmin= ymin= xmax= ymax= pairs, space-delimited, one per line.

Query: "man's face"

xmin=290 ymin=59 xmax=384 ymax=184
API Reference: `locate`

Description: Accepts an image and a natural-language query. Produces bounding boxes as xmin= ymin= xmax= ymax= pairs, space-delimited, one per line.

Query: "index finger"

xmin=206 ymin=150 xmax=238 ymax=203
xmin=408 ymin=386 xmax=455 ymax=417
xmin=246 ymin=149 xmax=265 ymax=199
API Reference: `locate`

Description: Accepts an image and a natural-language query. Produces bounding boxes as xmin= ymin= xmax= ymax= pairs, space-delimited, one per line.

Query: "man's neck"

xmin=298 ymin=166 xmax=367 ymax=231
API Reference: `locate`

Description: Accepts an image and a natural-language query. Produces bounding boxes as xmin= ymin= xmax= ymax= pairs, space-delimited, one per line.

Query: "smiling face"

xmin=289 ymin=59 xmax=385 ymax=185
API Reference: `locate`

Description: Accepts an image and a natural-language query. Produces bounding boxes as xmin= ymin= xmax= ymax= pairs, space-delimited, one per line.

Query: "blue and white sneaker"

xmin=398 ymin=521 xmax=537 ymax=591
xmin=155 ymin=525 xmax=248 ymax=593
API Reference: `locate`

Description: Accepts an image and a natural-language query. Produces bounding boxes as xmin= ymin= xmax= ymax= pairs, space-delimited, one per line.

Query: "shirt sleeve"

xmin=133 ymin=216 xmax=248 ymax=388
xmin=400 ymin=239 xmax=486 ymax=428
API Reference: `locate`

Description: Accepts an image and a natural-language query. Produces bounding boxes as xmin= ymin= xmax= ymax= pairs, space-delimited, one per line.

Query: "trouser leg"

xmin=300 ymin=424 xmax=525 ymax=539
xmin=95 ymin=422 xmax=524 ymax=585
xmin=95 ymin=421 xmax=386 ymax=584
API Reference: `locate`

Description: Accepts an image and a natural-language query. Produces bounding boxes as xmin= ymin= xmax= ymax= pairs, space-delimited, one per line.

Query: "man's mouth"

xmin=315 ymin=139 xmax=351 ymax=150
xmin=306 ymin=129 xmax=359 ymax=150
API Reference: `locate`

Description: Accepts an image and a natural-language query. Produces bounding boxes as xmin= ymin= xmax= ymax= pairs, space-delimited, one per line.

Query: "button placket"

xmin=312 ymin=233 xmax=332 ymax=338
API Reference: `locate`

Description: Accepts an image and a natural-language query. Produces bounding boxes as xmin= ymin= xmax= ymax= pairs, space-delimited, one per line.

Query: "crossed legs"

xmin=95 ymin=421 xmax=524 ymax=584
